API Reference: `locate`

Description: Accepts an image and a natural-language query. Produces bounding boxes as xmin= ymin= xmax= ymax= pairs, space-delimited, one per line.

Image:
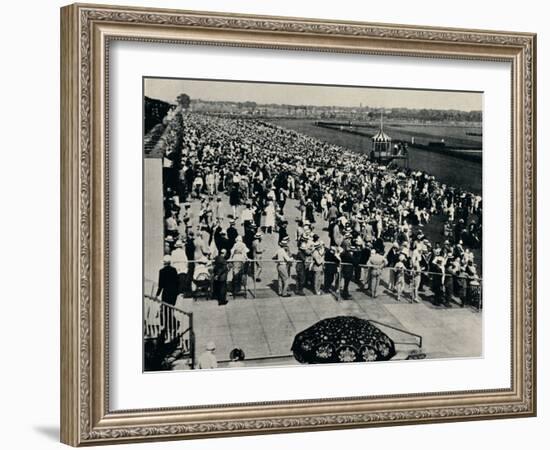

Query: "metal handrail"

xmin=146 ymin=260 xmax=482 ymax=281
xmin=144 ymin=294 xmax=192 ymax=317
xmin=146 ymin=257 xmax=482 ymax=309
xmin=367 ymin=319 xmax=423 ymax=348
xmin=143 ymin=294 xmax=195 ymax=369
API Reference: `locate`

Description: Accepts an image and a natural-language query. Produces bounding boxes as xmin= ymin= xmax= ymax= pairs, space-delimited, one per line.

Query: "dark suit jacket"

xmin=340 ymin=250 xmax=354 ymax=278
xmin=156 ymin=265 xmax=179 ymax=305
xmin=227 ymin=226 xmax=239 ymax=249
xmin=213 ymin=255 xmax=229 ymax=282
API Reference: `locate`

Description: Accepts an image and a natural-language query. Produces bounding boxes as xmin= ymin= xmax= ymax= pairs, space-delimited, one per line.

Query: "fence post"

xmin=406 ymin=268 xmax=412 ymax=303
xmin=189 ymin=312 xmax=195 ymax=369
xmin=166 ymin=305 xmax=172 ymax=342
xmin=252 ymin=264 xmax=257 ymax=299
xmin=243 ymin=263 xmax=247 ymax=299
xmin=231 ymin=265 xmax=236 ymax=297
xmin=336 ymin=264 xmax=342 ymax=302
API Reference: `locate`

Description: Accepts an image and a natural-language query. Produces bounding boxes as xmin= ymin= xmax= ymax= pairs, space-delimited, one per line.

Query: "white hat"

xmin=206 ymin=341 xmax=216 ymax=351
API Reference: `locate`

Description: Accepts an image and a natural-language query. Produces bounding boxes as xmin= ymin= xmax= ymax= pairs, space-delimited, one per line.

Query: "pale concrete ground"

xmin=144 ymin=181 xmax=482 ymax=369
xmin=187 ymin=292 xmax=481 ymax=369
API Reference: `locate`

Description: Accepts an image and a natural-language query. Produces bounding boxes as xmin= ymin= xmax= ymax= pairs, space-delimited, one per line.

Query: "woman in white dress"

xmin=264 ymin=200 xmax=276 ymax=234
xmin=230 ymin=236 xmax=249 ymax=294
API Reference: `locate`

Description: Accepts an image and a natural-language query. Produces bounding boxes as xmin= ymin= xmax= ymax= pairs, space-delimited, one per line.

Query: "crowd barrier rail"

xmin=144 ymin=257 xmax=482 ymax=368
xmin=145 ymin=258 xmax=482 ymax=309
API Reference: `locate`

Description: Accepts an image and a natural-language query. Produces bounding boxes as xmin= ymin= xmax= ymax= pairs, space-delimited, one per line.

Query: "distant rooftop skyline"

xmin=144 ymin=77 xmax=482 ymax=112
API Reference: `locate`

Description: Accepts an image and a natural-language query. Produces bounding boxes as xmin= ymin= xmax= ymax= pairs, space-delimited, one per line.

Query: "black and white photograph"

xmin=142 ymin=77 xmax=483 ymax=372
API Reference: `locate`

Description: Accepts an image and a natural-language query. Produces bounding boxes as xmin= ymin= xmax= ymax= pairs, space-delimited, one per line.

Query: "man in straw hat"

xmin=251 ymin=231 xmax=264 ymax=282
xmin=273 ymin=236 xmax=292 ymax=297
xmin=366 ymin=249 xmax=388 ymax=298
xmin=311 ymin=241 xmax=325 ymax=295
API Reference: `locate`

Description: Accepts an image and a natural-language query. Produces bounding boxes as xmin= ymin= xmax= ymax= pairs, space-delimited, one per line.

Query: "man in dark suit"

xmin=227 ymin=219 xmax=239 ymax=251
xmin=155 ymin=255 xmax=179 ymax=343
xmin=156 ymin=255 xmax=179 ymax=305
xmin=386 ymin=242 xmax=400 ymax=291
xmin=213 ymin=249 xmax=229 ymax=305
xmin=340 ymin=243 xmax=355 ymax=300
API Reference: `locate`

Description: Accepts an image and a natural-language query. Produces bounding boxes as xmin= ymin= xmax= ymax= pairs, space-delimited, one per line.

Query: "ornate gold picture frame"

xmin=60 ymin=3 xmax=536 ymax=446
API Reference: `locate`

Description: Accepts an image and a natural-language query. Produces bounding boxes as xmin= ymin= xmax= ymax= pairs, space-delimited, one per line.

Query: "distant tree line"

xmin=383 ymin=108 xmax=482 ymax=123
xmin=144 ymin=93 xmax=482 ymax=124
xmin=190 ymin=99 xmax=482 ymax=122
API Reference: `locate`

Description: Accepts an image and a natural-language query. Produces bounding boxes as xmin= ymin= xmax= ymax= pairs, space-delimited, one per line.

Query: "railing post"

xmin=253 ymin=267 xmax=257 ymax=298
xmin=406 ymin=267 xmax=412 ymax=303
xmin=166 ymin=305 xmax=172 ymax=342
xmin=189 ymin=312 xmax=195 ymax=369
xmin=232 ymin=265 xmax=236 ymax=298
xmin=244 ymin=262 xmax=248 ymax=299
xmin=336 ymin=263 xmax=342 ymax=302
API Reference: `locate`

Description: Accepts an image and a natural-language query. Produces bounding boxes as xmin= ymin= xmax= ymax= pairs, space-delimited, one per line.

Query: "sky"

xmin=144 ymin=77 xmax=482 ymax=111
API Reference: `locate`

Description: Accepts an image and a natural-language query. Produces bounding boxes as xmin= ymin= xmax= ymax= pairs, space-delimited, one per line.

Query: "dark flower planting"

xmin=291 ymin=316 xmax=396 ymax=364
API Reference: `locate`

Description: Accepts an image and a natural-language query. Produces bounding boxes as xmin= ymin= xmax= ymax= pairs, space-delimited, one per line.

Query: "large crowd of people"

xmin=152 ymin=109 xmax=482 ymax=310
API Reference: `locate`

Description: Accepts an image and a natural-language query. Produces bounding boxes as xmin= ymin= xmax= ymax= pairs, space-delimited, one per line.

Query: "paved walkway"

xmin=188 ymin=291 xmax=481 ymax=369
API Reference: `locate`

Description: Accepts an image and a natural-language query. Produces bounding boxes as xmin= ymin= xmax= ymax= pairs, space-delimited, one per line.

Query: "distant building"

xmin=371 ymin=114 xmax=392 ymax=161
xmin=369 ymin=114 xmax=409 ymax=168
